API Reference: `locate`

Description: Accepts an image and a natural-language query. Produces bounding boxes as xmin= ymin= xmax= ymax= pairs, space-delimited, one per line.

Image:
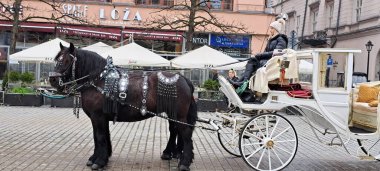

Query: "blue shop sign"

xmin=210 ymin=35 xmax=250 ymax=48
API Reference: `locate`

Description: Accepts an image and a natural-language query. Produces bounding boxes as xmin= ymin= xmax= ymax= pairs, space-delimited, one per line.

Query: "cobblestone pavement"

xmin=1 ymin=106 xmax=380 ymax=171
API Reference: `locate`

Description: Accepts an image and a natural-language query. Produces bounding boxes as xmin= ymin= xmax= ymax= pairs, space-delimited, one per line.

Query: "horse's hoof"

xmin=179 ymin=165 xmax=190 ymax=171
xmin=86 ymin=160 xmax=93 ymax=166
xmin=91 ymin=163 xmax=104 ymax=170
xmin=161 ymin=153 xmax=172 ymax=160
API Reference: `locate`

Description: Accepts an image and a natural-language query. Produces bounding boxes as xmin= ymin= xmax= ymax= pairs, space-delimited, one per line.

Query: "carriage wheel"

xmin=356 ymin=139 xmax=380 ymax=160
xmin=217 ymin=112 xmax=254 ymax=157
xmin=357 ymin=139 xmax=369 ymax=155
xmin=218 ymin=124 xmax=242 ymax=157
xmin=239 ymin=113 xmax=298 ymax=171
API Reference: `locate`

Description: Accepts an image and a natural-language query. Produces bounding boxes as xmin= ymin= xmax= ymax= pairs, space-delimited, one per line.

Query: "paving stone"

xmin=1 ymin=106 xmax=380 ymax=170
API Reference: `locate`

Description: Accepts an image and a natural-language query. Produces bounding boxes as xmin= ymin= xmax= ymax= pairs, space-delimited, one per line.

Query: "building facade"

xmin=272 ymin=0 xmax=380 ymax=81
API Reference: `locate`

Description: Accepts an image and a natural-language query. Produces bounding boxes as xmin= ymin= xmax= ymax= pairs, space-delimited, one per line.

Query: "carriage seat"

xmin=251 ymin=49 xmax=299 ymax=94
xmin=351 ymin=83 xmax=380 ymax=132
xmin=218 ymin=75 xmax=256 ymax=111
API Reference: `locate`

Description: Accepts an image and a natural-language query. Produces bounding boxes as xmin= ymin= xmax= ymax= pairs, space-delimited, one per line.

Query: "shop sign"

xmin=123 ymin=30 xmax=182 ymax=42
xmin=210 ymin=34 xmax=250 ymax=49
xmin=192 ymin=34 xmax=209 ymax=45
xmin=62 ymin=4 xmax=88 ymax=18
xmin=1 ymin=4 xmax=23 ymax=15
xmin=57 ymin=26 xmax=121 ymax=41
xmin=99 ymin=8 xmax=142 ymax=21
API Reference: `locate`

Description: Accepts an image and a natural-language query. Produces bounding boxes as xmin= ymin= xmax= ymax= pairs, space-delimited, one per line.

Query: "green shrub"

xmin=2 ymin=71 xmax=8 ymax=90
xmin=10 ymin=87 xmax=35 ymax=94
xmin=8 ymin=71 xmax=20 ymax=82
xmin=203 ymin=79 xmax=220 ymax=91
xmin=20 ymin=72 xmax=34 ymax=84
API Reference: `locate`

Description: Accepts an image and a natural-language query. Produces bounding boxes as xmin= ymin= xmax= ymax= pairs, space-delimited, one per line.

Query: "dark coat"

xmin=229 ymin=76 xmax=239 ymax=82
xmin=255 ymin=34 xmax=288 ymax=61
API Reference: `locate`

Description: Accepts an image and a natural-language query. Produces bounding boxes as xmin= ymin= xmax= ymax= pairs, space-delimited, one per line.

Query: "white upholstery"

xmin=253 ymin=49 xmax=298 ymax=93
xmin=351 ymin=85 xmax=380 ymax=131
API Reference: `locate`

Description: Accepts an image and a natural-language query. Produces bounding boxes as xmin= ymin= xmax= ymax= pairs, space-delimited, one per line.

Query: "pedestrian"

xmin=229 ymin=18 xmax=288 ymax=87
xmin=227 ymin=69 xmax=239 ymax=88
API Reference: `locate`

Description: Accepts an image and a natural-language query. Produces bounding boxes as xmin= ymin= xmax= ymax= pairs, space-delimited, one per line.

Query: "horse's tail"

xmin=183 ymin=76 xmax=198 ymax=125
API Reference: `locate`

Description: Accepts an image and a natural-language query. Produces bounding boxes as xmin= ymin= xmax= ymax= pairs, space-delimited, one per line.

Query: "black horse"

xmin=49 ymin=43 xmax=197 ymax=171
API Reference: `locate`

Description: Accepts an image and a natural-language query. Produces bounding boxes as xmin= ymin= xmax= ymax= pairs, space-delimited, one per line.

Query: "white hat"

xmin=270 ymin=18 xmax=286 ymax=33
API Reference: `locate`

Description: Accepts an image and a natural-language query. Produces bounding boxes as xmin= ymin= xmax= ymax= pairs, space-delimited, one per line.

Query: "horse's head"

xmin=49 ymin=42 xmax=76 ymax=93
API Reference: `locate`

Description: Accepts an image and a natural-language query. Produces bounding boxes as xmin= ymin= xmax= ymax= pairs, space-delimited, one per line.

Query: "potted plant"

xmin=4 ymin=72 xmax=43 ymax=106
xmin=51 ymin=96 xmax=74 ymax=108
xmin=197 ymin=79 xmax=227 ymax=112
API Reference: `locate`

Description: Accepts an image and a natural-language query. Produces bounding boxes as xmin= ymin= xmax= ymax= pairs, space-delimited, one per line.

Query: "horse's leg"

xmin=105 ymin=122 xmax=112 ymax=157
xmin=90 ymin=113 xmax=111 ymax=170
xmin=178 ymin=97 xmax=197 ymax=171
xmin=87 ymin=122 xmax=98 ymax=166
xmin=161 ymin=121 xmax=178 ymax=160
xmin=175 ymin=133 xmax=184 ymax=159
xmin=178 ymin=125 xmax=194 ymax=171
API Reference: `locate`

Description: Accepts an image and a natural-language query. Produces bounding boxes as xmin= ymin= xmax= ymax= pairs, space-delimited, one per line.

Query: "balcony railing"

xmin=236 ymin=4 xmax=265 ymax=12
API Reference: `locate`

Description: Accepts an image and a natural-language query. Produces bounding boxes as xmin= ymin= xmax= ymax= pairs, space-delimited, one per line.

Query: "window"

xmin=197 ymin=0 xmax=233 ymax=10
xmin=356 ymin=0 xmax=362 ymax=21
xmin=296 ymin=15 xmax=300 ymax=33
xmin=327 ymin=3 xmax=334 ymax=27
xmin=135 ymin=0 xmax=174 ymax=6
xmin=311 ymin=10 xmax=318 ymax=32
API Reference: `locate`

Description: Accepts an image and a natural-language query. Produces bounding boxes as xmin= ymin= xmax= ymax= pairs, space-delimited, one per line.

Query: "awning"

xmin=57 ymin=25 xmax=121 ymax=41
xmin=0 ymin=20 xmax=55 ymax=33
xmin=122 ymin=29 xmax=183 ymax=42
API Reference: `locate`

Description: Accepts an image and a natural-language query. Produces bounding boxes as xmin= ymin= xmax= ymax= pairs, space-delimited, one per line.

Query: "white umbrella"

xmin=81 ymin=42 xmax=113 ymax=55
xmin=102 ymin=42 xmax=170 ymax=67
xmin=299 ymin=60 xmax=313 ymax=74
xmin=213 ymin=60 xmax=248 ymax=70
xmin=171 ymin=45 xmax=238 ymax=69
xmin=10 ymin=38 xmax=69 ymax=62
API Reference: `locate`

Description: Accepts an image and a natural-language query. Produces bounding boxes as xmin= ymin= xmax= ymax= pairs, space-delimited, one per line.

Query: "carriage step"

xmin=359 ymin=155 xmax=375 ymax=160
xmin=327 ymin=143 xmax=342 ymax=146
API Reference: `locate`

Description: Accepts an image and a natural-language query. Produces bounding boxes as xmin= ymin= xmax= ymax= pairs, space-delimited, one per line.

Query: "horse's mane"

xmin=75 ymin=49 xmax=107 ymax=78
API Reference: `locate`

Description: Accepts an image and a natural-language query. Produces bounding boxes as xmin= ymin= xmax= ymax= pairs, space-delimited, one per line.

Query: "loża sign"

xmin=99 ymin=8 xmax=142 ymax=21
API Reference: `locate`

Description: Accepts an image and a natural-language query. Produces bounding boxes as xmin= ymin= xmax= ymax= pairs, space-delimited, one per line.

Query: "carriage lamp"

xmin=333 ymin=61 xmax=338 ymax=68
xmin=365 ymin=40 xmax=374 ymax=81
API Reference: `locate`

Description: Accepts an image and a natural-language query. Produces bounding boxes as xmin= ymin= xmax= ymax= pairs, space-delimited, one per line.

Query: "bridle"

xmin=49 ymin=53 xmax=91 ymax=95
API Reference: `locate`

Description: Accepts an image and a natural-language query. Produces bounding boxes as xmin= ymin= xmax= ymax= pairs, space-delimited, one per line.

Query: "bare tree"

xmin=0 ymin=0 xmax=90 ymax=54
xmin=146 ymin=0 xmax=247 ymax=51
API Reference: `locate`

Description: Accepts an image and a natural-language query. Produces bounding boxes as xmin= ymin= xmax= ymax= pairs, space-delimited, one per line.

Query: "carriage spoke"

xmin=242 ymin=142 xmax=264 ymax=146
xmin=243 ymin=130 xmax=263 ymax=140
xmin=246 ymin=145 xmax=264 ymax=160
xmin=265 ymin=116 xmax=269 ymax=137
xmin=275 ymin=145 xmax=292 ymax=155
xmin=253 ymin=120 xmax=266 ymax=138
xmin=271 ymin=148 xmax=284 ymax=165
xmin=256 ymin=148 xmax=266 ymax=168
xmin=273 ymin=126 xmax=291 ymax=140
xmin=268 ymin=147 xmax=272 ymax=170
xmin=225 ymin=134 xmax=239 ymax=144
xmin=270 ymin=117 xmax=280 ymax=138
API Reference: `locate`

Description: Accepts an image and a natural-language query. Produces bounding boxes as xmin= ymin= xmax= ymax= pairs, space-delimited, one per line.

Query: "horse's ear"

xmin=69 ymin=43 xmax=75 ymax=53
xmin=60 ymin=42 xmax=64 ymax=50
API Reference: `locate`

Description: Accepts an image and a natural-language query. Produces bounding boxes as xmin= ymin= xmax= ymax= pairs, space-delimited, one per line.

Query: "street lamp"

xmin=365 ymin=40 xmax=374 ymax=81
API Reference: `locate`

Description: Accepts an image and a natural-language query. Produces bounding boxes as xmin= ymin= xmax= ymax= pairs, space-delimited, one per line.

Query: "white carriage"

xmin=213 ymin=48 xmax=380 ymax=170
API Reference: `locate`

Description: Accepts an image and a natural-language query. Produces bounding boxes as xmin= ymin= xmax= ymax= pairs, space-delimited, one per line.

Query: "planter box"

xmin=4 ymin=93 xmax=43 ymax=106
xmin=196 ymin=99 xmax=228 ymax=112
xmin=51 ymin=96 xmax=74 ymax=108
